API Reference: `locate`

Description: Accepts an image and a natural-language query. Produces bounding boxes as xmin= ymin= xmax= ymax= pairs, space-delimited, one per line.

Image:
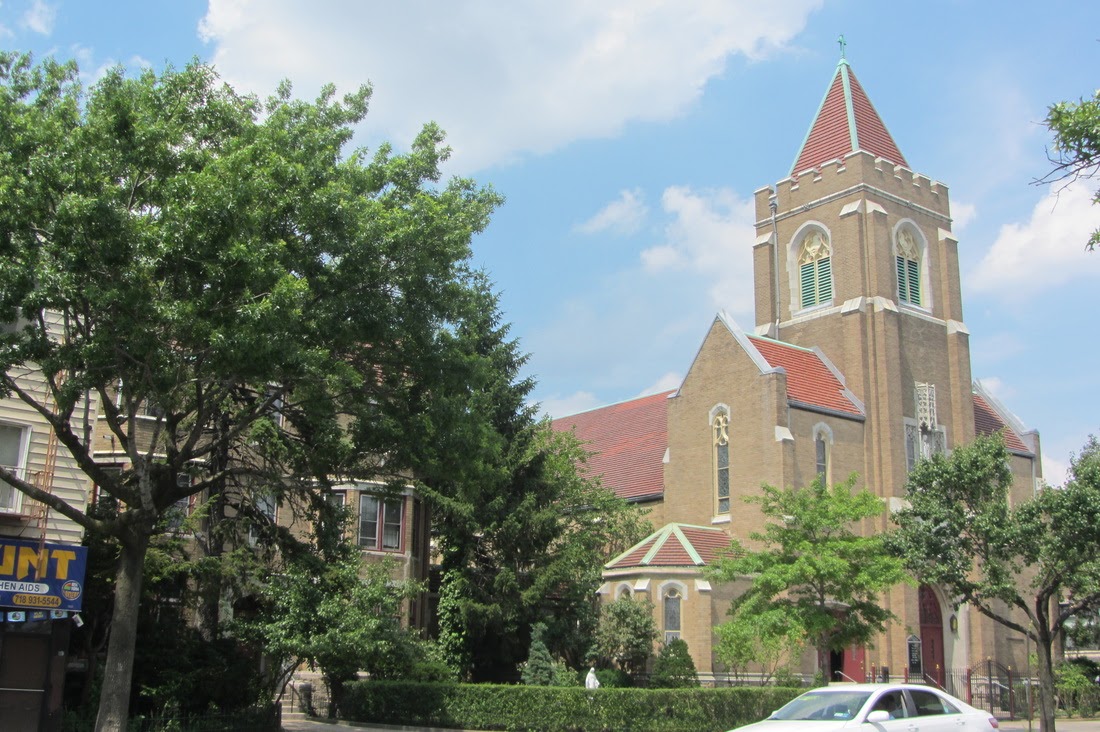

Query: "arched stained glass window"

xmin=797 ymin=229 xmax=833 ymax=309
xmin=812 ymin=423 xmax=832 ymax=487
xmin=816 ymin=433 xmax=828 ymax=480
xmin=714 ymin=410 xmax=730 ymax=514
xmin=664 ymin=587 xmax=682 ymax=643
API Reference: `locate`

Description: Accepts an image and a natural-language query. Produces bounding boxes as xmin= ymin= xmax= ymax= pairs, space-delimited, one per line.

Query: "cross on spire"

xmin=838 ymin=34 xmax=847 ymax=59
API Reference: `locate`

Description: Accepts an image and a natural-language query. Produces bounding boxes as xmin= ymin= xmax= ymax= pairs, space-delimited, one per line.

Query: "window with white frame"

xmin=0 ymin=422 xmax=29 ymax=513
xmin=713 ymin=406 xmax=731 ymax=514
xmin=663 ymin=586 xmax=682 ymax=644
xmin=796 ymin=228 xmax=833 ymax=309
xmin=895 ymin=226 xmax=924 ymax=307
xmin=359 ymin=493 xmax=403 ymax=551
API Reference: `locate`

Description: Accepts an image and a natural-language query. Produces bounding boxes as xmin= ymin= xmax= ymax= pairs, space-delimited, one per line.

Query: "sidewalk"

xmin=999 ymin=720 xmax=1100 ymax=732
xmin=282 ymin=717 xmax=1100 ymax=732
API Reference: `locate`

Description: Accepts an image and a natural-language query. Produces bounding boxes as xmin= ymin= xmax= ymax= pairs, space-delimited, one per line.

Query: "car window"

xmin=870 ymin=691 xmax=908 ymax=719
xmin=771 ymin=691 xmax=872 ymax=721
xmin=909 ymin=689 xmax=958 ymax=716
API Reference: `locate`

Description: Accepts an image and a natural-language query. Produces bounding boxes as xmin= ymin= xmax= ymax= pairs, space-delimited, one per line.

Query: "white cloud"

xmin=1042 ymin=454 xmax=1070 ymax=488
xmin=641 ymin=185 xmax=757 ymax=317
xmin=198 ymin=0 xmax=824 ymax=172
xmin=576 ymin=189 xmax=648 ymax=236
xmin=20 ymin=0 xmax=55 ymax=35
xmin=975 ymin=376 xmax=1014 ymax=402
xmin=538 ymin=391 xmax=604 ymax=420
xmin=638 ymin=372 xmax=682 ymax=396
xmin=968 ymin=183 xmax=1100 ymax=298
xmin=951 ymin=200 xmax=976 ymax=231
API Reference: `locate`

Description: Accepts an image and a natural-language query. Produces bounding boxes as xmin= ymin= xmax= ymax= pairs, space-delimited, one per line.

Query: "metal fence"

xmin=865 ymin=660 xmax=1030 ymax=720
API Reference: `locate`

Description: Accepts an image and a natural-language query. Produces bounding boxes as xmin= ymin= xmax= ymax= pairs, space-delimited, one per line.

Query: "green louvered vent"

xmin=817 ymin=257 xmax=832 ymax=303
xmin=801 ymin=257 xmax=832 ymax=308
xmin=800 ymin=261 xmax=816 ymax=307
xmin=897 ymin=255 xmax=921 ymax=305
xmin=906 ymin=258 xmax=920 ymax=305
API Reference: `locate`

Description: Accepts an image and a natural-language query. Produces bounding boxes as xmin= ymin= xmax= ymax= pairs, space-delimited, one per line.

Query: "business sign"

xmin=0 ymin=537 xmax=87 ymax=612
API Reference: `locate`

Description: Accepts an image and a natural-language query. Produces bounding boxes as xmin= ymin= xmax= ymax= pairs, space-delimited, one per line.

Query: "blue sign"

xmin=0 ymin=537 xmax=88 ymax=612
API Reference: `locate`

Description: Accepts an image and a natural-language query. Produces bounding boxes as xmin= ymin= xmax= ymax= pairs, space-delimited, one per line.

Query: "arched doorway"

xmin=919 ymin=584 xmax=945 ymax=687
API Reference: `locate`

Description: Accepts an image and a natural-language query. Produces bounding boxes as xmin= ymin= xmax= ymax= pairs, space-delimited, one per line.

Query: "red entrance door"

xmin=842 ymin=644 xmax=866 ymax=682
xmin=919 ymin=585 xmax=946 ymax=687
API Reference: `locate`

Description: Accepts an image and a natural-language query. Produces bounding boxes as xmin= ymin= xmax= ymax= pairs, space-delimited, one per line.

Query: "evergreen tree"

xmin=650 ymin=638 xmax=699 ymax=688
xmin=521 ymin=623 xmax=556 ymax=686
xmin=421 ymin=284 xmax=649 ymax=681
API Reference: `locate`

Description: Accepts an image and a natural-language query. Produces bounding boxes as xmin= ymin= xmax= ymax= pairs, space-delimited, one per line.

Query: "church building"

xmin=551 ymin=54 xmax=1042 ymax=685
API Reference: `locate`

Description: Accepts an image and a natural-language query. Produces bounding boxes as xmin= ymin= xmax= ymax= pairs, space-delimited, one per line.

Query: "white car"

xmin=730 ymin=683 xmax=1000 ymax=732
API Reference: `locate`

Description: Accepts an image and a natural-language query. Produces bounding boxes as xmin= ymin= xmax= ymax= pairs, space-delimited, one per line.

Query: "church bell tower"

xmin=750 ymin=53 xmax=976 ymax=500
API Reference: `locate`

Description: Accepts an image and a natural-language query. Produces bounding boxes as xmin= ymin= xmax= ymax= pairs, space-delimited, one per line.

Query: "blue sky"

xmin=3 ymin=0 xmax=1099 ymax=485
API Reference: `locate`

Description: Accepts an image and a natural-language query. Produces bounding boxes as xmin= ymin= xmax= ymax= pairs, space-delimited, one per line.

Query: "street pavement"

xmin=282 ymin=716 xmax=1100 ymax=732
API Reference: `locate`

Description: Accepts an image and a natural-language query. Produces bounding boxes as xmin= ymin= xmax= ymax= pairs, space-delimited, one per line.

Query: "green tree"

xmin=429 ymin=371 xmax=650 ymax=683
xmin=594 ymin=596 xmax=658 ymax=679
xmin=0 ymin=53 xmax=499 ymax=730
xmin=889 ymin=434 xmax=1100 ymax=732
xmin=708 ymin=476 xmax=906 ymax=684
xmin=521 ymin=622 xmax=556 ymax=686
xmin=242 ymin=551 xmax=419 ymax=718
xmin=1041 ymin=89 xmax=1100 ymax=250
xmin=649 ymin=637 xmax=699 ymax=688
xmin=714 ymin=606 xmax=804 ymax=684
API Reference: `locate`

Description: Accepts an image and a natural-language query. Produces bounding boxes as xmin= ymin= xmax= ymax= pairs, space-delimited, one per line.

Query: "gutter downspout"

xmin=770 ymin=194 xmax=781 ymax=339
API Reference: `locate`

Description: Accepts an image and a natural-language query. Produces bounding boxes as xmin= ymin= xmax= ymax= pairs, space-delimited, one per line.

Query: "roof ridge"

xmin=746 ymin=333 xmax=817 ymax=354
xmin=550 ymin=389 xmax=674 ymax=420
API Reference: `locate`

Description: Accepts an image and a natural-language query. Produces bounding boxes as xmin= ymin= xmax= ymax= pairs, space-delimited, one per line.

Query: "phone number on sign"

xmin=11 ymin=593 xmax=62 ymax=608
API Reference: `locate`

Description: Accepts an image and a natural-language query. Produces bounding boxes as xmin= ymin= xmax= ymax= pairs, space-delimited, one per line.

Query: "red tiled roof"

xmin=550 ymin=391 xmax=672 ymax=501
xmin=791 ymin=60 xmax=907 ymax=175
xmin=748 ymin=336 xmax=863 ymax=417
xmin=606 ymin=524 xmax=731 ymax=570
xmin=973 ymin=393 xmax=1032 ymax=455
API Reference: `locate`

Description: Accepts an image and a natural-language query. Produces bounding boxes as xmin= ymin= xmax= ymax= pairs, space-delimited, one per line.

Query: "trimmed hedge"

xmin=341 ymin=681 xmax=802 ymax=732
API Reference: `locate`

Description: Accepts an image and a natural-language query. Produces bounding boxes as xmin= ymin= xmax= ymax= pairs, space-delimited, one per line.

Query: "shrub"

xmin=594 ymin=598 xmax=657 ymax=679
xmin=340 ymin=680 xmax=802 ymax=732
xmin=649 ymin=639 xmax=699 ymax=688
xmin=594 ymin=668 xmax=632 ymax=688
xmin=771 ymin=668 xmax=805 ymax=688
xmin=1056 ymin=659 xmax=1100 ymax=717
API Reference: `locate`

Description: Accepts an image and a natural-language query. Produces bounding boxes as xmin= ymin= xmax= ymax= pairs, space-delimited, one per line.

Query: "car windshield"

xmin=770 ymin=691 xmax=872 ymax=721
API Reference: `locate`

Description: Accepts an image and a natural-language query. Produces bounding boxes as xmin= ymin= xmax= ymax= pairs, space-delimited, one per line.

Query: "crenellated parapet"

xmin=755 ymin=150 xmax=951 ymax=225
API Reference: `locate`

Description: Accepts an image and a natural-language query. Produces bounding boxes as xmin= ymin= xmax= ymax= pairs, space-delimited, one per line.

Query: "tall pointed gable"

xmin=790 ymin=57 xmax=908 ymax=175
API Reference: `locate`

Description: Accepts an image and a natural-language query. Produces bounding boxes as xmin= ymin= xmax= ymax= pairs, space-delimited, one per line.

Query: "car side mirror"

xmin=866 ymin=711 xmax=892 ymax=723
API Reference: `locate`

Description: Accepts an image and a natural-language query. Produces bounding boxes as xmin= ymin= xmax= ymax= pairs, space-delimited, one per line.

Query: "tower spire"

xmin=790 ymin=55 xmax=908 ymax=175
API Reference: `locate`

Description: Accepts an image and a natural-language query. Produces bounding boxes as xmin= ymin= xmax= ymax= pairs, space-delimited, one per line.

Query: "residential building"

xmin=0 ymin=313 xmax=97 ymax=731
